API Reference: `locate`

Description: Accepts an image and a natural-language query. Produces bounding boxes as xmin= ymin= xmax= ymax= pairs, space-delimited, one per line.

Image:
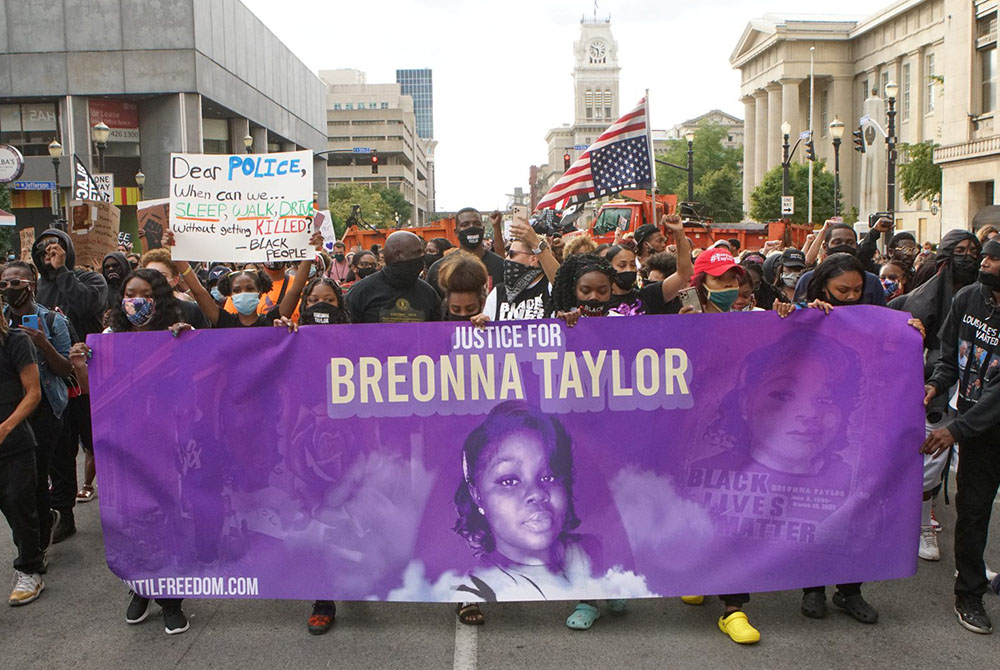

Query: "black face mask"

xmin=425 ymin=253 xmax=442 ymax=268
xmin=334 ymin=253 xmax=346 ymax=263
xmin=826 ymin=293 xmax=861 ymax=307
xmin=614 ymin=271 xmax=638 ymax=291
xmin=503 ymin=259 xmax=543 ymax=300
xmin=381 ymin=257 xmax=425 ymax=288
xmin=827 ymin=244 xmax=857 ymax=257
xmin=446 ymin=311 xmax=475 ymax=321
xmin=458 ymin=226 xmax=484 ymax=250
xmin=104 ymin=270 xmax=123 ymax=285
xmin=301 ymin=302 xmax=348 ymax=325
xmin=263 ymin=262 xmax=283 ymax=271
xmin=2 ymin=286 xmax=31 ymax=308
xmin=952 ymin=255 xmax=980 ymax=283
xmin=578 ymin=299 xmax=610 ymax=317
xmin=978 ymin=271 xmax=1000 ymax=291
xmin=355 ymin=266 xmax=377 ymax=279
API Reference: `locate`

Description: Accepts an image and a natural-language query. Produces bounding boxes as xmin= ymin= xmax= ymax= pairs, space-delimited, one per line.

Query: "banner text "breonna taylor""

xmin=327 ymin=323 xmax=692 ymax=417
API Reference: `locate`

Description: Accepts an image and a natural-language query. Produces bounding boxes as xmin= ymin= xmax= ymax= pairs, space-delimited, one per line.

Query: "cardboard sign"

xmin=19 ymin=227 xmax=35 ymax=262
xmin=69 ymin=199 xmax=120 ymax=269
xmin=137 ymin=198 xmax=169 ymax=250
xmin=169 ymin=151 xmax=313 ymax=262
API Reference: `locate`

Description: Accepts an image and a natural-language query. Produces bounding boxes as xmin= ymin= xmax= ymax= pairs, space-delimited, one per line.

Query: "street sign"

xmin=572 ymin=145 xmax=588 ymax=150
xmin=781 ymin=196 xmax=795 ymax=216
xmin=352 ymin=147 xmax=371 ymax=154
xmin=93 ymin=173 xmax=114 ymax=201
xmin=11 ymin=180 xmax=56 ymax=190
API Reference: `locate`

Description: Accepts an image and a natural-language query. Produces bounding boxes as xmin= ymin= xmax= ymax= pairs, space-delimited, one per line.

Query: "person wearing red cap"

xmin=682 ymin=247 xmax=745 ymax=314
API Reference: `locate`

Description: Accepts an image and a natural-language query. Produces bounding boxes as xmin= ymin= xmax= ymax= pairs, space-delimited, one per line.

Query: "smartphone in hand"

xmin=21 ymin=314 xmax=39 ymax=330
xmin=678 ymin=287 xmax=702 ymax=313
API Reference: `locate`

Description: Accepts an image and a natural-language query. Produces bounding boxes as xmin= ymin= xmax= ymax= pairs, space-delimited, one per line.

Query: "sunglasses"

xmin=227 ymin=269 xmax=260 ymax=277
xmin=0 ymin=279 xmax=35 ymax=290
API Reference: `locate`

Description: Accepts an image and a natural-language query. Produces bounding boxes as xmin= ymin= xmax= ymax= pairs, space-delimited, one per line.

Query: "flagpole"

xmin=645 ymin=90 xmax=657 ymax=226
xmin=808 ymin=46 xmax=815 ymax=225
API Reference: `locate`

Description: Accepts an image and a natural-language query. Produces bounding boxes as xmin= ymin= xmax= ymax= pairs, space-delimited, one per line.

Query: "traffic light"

xmin=805 ymin=139 xmax=816 ymax=162
xmin=371 ymin=149 xmax=379 ymax=174
xmin=853 ymin=127 xmax=865 ymax=154
xmin=563 ymin=152 xmax=571 ymax=170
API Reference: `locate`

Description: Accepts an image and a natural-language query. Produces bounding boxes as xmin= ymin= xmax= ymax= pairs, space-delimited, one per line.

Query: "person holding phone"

xmin=1 ymin=262 xmax=72 ymax=553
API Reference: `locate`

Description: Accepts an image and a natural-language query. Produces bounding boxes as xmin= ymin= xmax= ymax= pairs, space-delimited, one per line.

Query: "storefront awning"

xmin=0 ymin=208 xmax=15 ymax=226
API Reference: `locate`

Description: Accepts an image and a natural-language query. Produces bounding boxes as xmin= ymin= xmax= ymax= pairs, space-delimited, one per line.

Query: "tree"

xmin=654 ymin=121 xmax=743 ymax=221
xmin=898 ymin=141 xmax=941 ymax=204
xmin=375 ymin=186 xmax=413 ymax=225
xmin=328 ymin=184 xmax=397 ymax=237
xmin=748 ymin=161 xmax=841 ymax=224
xmin=0 ymin=184 xmax=13 ymax=258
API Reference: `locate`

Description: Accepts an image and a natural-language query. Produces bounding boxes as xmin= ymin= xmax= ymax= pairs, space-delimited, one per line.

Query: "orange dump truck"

xmin=339 ymin=218 xmax=457 ymax=251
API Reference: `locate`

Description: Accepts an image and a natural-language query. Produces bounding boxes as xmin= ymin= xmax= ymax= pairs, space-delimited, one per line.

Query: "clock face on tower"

xmin=589 ymin=40 xmax=607 ymax=62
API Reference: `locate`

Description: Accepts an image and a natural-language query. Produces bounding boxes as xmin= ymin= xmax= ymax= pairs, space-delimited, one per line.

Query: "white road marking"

xmin=452 ymin=612 xmax=478 ymax=670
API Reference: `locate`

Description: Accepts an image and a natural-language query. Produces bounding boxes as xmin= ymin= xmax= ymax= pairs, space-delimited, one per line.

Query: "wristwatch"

xmin=532 ymin=240 xmax=549 ymax=255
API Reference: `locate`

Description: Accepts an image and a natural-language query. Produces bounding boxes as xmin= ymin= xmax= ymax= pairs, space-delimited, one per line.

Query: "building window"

xmin=902 ymin=63 xmax=911 ymax=121
xmin=369 ymin=102 xmax=377 ymax=109
xmin=381 ymin=102 xmax=389 ymax=109
xmin=585 ymin=90 xmax=594 ymax=120
xmin=346 ymin=103 xmax=354 ymax=110
xmin=333 ymin=103 xmax=342 ymax=110
xmin=978 ymin=13 xmax=997 ymax=115
xmin=604 ymin=90 xmax=612 ymax=119
xmin=861 ymin=78 xmax=870 ymax=106
xmin=202 ymin=118 xmax=229 ymax=154
xmin=926 ymin=53 xmax=936 ymax=113
xmin=881 ymin=71 xmax=890 ymax=99
xmin=820 ymin=89 xmax=829 ymax=136
xmin=0 ymin=102 xmax=59 ymax=155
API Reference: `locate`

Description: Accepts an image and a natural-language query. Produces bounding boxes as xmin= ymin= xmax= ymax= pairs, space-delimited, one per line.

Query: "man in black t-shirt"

xmin=426 ymin=208 xmax=504 ymax=295
xmin=346 ymin=231 xmax=442 ymax=323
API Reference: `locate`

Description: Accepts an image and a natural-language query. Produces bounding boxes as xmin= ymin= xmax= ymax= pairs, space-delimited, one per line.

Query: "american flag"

xmin=535 ymin=97 xmax=653 ymax=211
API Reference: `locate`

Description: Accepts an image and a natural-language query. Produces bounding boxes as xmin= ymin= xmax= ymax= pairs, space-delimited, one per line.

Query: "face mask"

xmin=826 ymin=292 xmax=861 ymax=307
xmin=706 ymin=287 xmax=740 ymax=312
xmin=263 ymin=262 xmax=283 ymax=271
xmin=578 ymin=299 xmax=610 ymax=317
xmin=302 ymin=302 xmax=347 ymax=325
xmin=232 ymin=292 xmax=260 ymax=315
xmin=447 ymin=311 xmax=475 ymax=321
xmin=424 ymin=252 xmax=442 ymax=268
xmin=780 ymin=272 xmax=802 ymax=288
xmin=614 ymin=271 xmax=638 ymax=291
xmin=104 ymin=269 xmax=123 ymax=284
xmin=334 ymin=253 xmax=345 ymax=263
xmin=881 ymin=279 xmax=900 ymax=299
xmin=978 ymin=271 xmax=1000 ymax=290
xmin=381 ymin=257 xmax=424 ymax=288
xmin=355 ymin=266 xmax=377 ymax=279
xmin=952 ymin=255 xmax=979 ymax=282
xmin=210 ymin=286 xmax=224 ymax=302
xmin=2 ymin=286 xmax=31 ymax=308
xmin=308 ymin=265 xmax=317 ymax=278
xmin=122 ymin=297 xmax=154 ymax=326
xmin=827 ymin=244 xmax=857 ymax=257
xmin=458 ymin=226 xmax=484 ymax=250
xmin=503 ymin=258 xmax=543 ymax=300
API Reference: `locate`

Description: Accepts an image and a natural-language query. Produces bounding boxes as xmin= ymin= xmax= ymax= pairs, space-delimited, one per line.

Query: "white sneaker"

xmin=9 ymin=570 xmax=44 ymax=606
xmin=919 ymin=526 xmax=941 ymax=561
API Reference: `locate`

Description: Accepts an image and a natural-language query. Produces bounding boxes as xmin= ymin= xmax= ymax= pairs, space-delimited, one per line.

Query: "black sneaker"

xmin=955 ymin=595 xmax=992 ymax=634
xmin=51 ymin=514 xmax=76 ymax=544
xmin=126 ymin=591 xmax=152 ymax=624
xmin=163 ymin=607 xmax=189 ymax=635
xmin=308 ymin=600 xmax=336 ymax=635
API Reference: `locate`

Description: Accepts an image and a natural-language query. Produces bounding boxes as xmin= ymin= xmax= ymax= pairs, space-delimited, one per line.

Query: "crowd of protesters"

xmin=1 ymin=209 xmax=999 ymax=642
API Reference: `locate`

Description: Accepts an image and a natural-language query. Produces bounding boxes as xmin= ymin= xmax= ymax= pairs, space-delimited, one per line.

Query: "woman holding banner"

xmin=76 ymin=268 xmax=194 ymax=634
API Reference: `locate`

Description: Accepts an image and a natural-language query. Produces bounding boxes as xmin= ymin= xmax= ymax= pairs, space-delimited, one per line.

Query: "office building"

xmin=396 ymin=69 xmax=434 ymax=140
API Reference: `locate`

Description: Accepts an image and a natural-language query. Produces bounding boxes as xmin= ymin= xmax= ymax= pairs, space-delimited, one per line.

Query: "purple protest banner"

xmin=88 ymin=306 xmax=924 ymax=601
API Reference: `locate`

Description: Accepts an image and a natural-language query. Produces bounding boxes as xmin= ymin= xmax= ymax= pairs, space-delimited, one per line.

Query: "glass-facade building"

xmin=396 ymin=69 xmax=434 ymax=139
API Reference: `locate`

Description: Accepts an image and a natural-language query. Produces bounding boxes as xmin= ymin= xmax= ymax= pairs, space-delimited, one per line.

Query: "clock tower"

xmin=572 ymin=18 xmax=620 ymax=126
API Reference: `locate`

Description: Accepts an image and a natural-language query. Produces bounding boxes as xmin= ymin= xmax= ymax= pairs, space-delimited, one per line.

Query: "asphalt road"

xmin=3 ymin=480 xmax=999 ymax=670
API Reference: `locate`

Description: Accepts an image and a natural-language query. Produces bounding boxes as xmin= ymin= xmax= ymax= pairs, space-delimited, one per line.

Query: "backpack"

xmin=42 ymin=309 xmax=84 ymax=394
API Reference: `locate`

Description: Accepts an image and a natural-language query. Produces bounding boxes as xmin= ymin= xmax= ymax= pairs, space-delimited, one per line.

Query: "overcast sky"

xmin=242 ymin=0 xmax=885 ymax=211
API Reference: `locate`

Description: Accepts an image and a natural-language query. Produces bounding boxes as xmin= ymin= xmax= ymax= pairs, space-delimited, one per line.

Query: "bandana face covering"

xmin=503 ymin=259 xmax=543 ymax=301
xmin=122 ymin=297 xmax=154 ymax=327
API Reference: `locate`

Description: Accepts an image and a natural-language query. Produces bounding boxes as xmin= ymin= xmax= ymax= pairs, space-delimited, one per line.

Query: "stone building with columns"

xmin=732 ymin=0 xmax=999 ymax=240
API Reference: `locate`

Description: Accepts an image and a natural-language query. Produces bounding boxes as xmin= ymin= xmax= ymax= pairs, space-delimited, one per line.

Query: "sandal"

xmin=833 ymin=591 xmax=878 ymax=624
xmin=456 ymin=603 xmax=484 ymax=626
xmin=801 ymin=591 xmax=827 ymax=619
xmin=76 ymin=485 xmax=97 ymax=503
xmin=607 ymin=599 xmax=628 ymax=612
xmin=566 ymin=603 xmax=600 ymax=630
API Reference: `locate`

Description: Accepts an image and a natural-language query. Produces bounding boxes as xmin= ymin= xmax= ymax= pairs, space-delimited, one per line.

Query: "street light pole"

xmin=92 ymin=122 xmax=110 ymax=173
xmin=135 ymin=170 xmax=145 ymax=200
xmin=829 ymin=118 xmax=844 ymax=218
xmin=244 ymin=134 xmax=254 ymax=154
xmin=885 ymin=81 xmax=898 ymax=248
xmin=685 ymin=131 xmax=695 ymax=203
xmin=781 ymin=121 xmax=791 ymax=200
xmin=48 ymin=140 xmax=63 ymax=218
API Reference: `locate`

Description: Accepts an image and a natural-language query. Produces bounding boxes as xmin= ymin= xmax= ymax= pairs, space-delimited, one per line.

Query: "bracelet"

xmin=181 ymin=267 xmax=194 ymax=277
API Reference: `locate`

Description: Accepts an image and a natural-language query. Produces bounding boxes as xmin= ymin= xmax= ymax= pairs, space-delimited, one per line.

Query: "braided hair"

xmin=548 ymin=253 xmax=615 ymax=313
xmin=299 ymin=276 xmax=350 ymax=323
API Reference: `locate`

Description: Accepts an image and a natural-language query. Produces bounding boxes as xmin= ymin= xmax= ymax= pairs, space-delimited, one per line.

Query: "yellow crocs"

xmin=718 ymin=611 xmax=760 ymax=644
xmin=680 ymin=596 xmax=704 ymax=605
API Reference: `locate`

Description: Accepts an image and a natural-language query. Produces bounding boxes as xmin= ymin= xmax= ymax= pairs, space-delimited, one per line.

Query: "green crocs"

xmin=566 ymin=603 xmax=601 ymax=630
xmin=607 ymin=599 xmax=628 ymax=612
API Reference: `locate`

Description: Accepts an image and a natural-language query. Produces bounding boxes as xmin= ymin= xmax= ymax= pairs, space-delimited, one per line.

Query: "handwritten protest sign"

xmin=19 ymin=227 xmax=34 ymax=261
xmin=314 ymin=209 xmax=336 ymax=253
xmin=169 ymin=151 xmax=313 ymax=262
xmin=69 ymin=199 xmax=119 ymax=269
xmin=137 ymin=198 xmax=169 ymax=250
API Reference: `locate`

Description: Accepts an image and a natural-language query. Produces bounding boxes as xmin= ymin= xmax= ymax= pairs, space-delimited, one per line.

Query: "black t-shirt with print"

xmin=215 ymin=309 xmax=273 ymax=329
xmin=609 ymin=282 xmax=681 ymax=315
xmin=345 ymin=271 xmax=442 ymax=324
xmin=0 ymin=330 xmax=38 ymax=456
xmin=486 ymin=280 xmax=551 ymax=321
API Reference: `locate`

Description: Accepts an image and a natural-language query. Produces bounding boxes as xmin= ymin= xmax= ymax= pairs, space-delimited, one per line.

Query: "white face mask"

xmin=780 ymin=272 xmax=802 ymax=288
